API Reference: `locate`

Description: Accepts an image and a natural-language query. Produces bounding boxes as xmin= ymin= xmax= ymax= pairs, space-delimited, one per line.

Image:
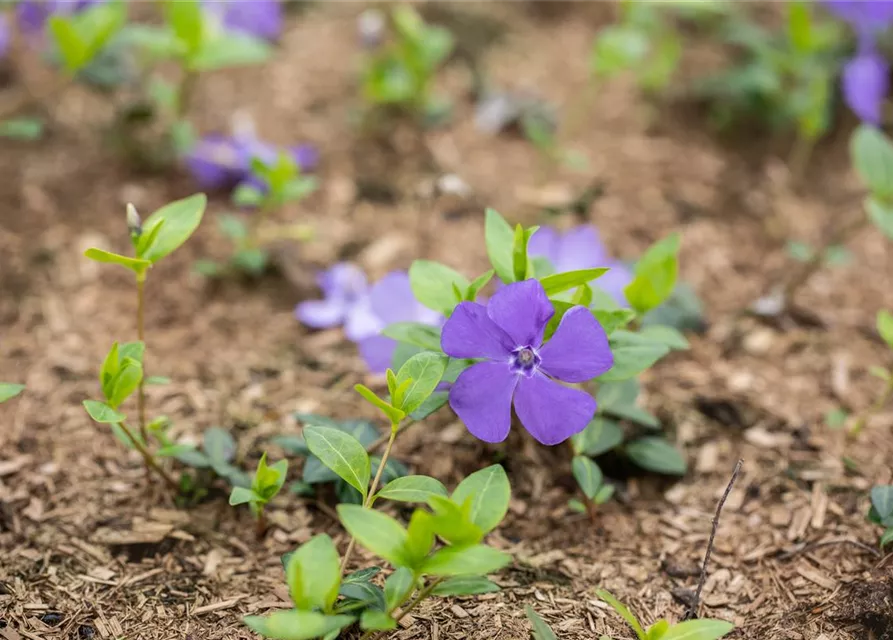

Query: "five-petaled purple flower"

xmin=441 ymin=279 xmax=613 ymax=446
xmin=202 ymin=0 xmax=283 ymax=42
xmin=824 ymin=0 xmax=893 ymax=124
xmin=527 ymin=225 xmax=633 ymax=307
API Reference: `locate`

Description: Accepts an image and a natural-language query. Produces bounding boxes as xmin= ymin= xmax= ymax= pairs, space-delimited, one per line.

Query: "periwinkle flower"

xmin=441 ymin=279 xmax=613 ymax=446
xmin=202 ymin=0 xmax=283 ymax=41
xmin=295 ymin=263 xmax=369 ymax=329
xmin=527 ymin=225 xmax=632 ymax=306
xmin=16 ymin=0 xmax=100 ymax=35
xmin=0 ymin=14 xmax=10 ymax=59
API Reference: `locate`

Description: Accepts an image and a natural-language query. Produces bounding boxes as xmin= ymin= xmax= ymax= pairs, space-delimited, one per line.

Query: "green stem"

xmin=849 ymin=373 xmax=893 ymax=438
xmin=339 ymin=426 xmax=400 ymax=576
xmin=118 ymin=421 xmax=179 ymax=491
xmin=136 ymin=272 xmax=147 ymax=443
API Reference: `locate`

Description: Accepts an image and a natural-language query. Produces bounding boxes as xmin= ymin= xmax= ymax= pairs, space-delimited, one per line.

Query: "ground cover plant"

xmin=2 ymin=2 xmax=893 ymax=640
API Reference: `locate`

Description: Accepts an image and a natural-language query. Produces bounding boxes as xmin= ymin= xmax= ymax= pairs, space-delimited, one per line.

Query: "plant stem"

xmin=849 ymin=373 xmax=893 ymax=438
xmin=176 ymin=70 xmax=196 ymax=120
xmin=118 ymin=422 xmax=179 ymax=492
xmin=359 ymin=577 xmax=445 ymax=640
xmin=136 ymin=272 xmax=148 ymax=443
xmin=339 ymin=426 xmax=399 ymax=575
xmin=255 ymin=510 xmax=268 ymax=540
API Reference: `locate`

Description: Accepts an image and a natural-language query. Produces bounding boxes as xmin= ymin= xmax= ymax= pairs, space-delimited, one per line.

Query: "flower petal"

xmin=205 ymin=0 xmax=283 ymax=41
xmin=526 ymin=225 xmax=559 ymax=266
xmin=513 ymin=373 xmax=596 ymax=445
xmin=295 ymin=300 xmax=346 ymax=329
xmin=595 ymin=260 xmax=634 ymax=307
xmin=538 ymin=307 xmax=613 ymax=382
xmin=368 ymin=272 xmax=419 ymax=326
xmin=449 ymin=362 xmax=517 ymax=443
xmin=441 ymin=302 xmax=514 ymax=359
xmin=843 ymin=50 xmax=889 ymax=125
xmin=319 ymin=263 xmax=368 ymax=302
xmin=357 ymin=335 xmax=396 ymax=374
xmin=184 ymin=135 xmax=246 ymax=189
xmin=344 ymin=297 xmax=384 ymax=342
xmin=556 ymin=226 xmax=610 ymax=273
xmin=486 ymin=279 xmax=554 ymax=348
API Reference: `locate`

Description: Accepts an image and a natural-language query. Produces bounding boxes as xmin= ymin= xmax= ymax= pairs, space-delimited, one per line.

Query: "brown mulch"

xmin=1 ymin=3 xmax=892 ymax=640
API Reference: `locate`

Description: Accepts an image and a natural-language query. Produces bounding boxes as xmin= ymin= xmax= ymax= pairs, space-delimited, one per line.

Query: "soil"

xmin=1 ymin=3 xmax=892 ymax=640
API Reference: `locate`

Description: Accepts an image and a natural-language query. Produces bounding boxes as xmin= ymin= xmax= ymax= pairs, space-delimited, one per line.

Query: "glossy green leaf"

xmin=421 ymin=544 xmax=510 ymax=577
xmin=360 ymin=610 xmax=396 ymax=631
xmin=286 ymin=534 xmax=341 ymax=611
xmin=108 ymin=358 xmax=142 ymax=408
xmin=485 ymin=208 xmax=515 ymax=283
xmin=525 ymin=606 xmax=559 ymax=640
xmin=243 ymin=610 xmax=354 ymax=640
xmin=337 ymin=504 xmax=410 ymax=567
xmin=83 ymin=400 xmax=125 ymax=424
xmin=626 ymin=437 xmax=687 ymax=475
xmin=426 ymin=496 xmax=482 ymax=547
xmin=572 ymin=456 xmax=603 ymax=500
xmin=84 ymin=248 xmax=150 ymax=273
xmin=660 ymin=619 xmax=735 ymax=640
xmin=394 ymin=352 xmax=449 ymax=414
xmin=597 ymin=589 xmax=646 ymax=640
xmin=572 ymin=417 xmax=624 ymax=456
xmin=432 ymin=575 xmax=501 ymax=596
xmin=355 ymin=384 xmax=406 ymax=426
xmin=540 ymin=268 xmax=609 ymax=296
xmin=409 ymin=260 xmax=468 ymax=315
xmin=0 ymin=383 xmax=25 ymax=403
xmin=139 ymin=194 xmax=207 ymax=263
xmin=303 ymin=425 xmax=371 ymax=498
xmin=376 ymin=475 xmax=447 ymax=503
xmin=384 ymin=566 xmax=415 ymax=611
xmin=404 ymin=510 xmax=436 ymax=566
xmin=451 ymin=464 xmax=511 ymax=534
xmin=851 ymin=125 xmax=893 ymax=199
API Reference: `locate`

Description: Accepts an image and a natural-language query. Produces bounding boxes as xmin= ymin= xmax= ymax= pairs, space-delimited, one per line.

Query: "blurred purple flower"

xmin=16 ymin=0 xmax=100 ymax=34
xmin=0 ymin=14 xmax=10 ymax=59
xmin=441 ymin=279 xmax=613 ymax=445
xmin=823 ymin=0 xmax=893 ymax=124
xmin=203 ymin=0 xmax=283 ymax=41
xmin=296 ymin=263 xmax=369 ymax=329
xmin=527 ymin=225 xmax=632 ymax=306
xmin=350 ymin=272 xmax=442 ymax=374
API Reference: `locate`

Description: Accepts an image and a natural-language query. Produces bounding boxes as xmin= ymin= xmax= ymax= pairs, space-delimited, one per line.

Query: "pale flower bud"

xmin=126 ymin=203 xmax=142 ymax=237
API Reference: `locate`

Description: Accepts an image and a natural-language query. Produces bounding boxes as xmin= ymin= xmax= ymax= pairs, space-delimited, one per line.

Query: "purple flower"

xmin=350 ymin=272 xmax=442 ymax=374
xmin=527 ymin=225 xmax=632 ymax=306
xmin=441 ymin=279 xmax=613 ymax=446
xmin=202 ymin=0 xmax=283 ymax=41
xmin=16 ymin=0 xmax=100 ymax=37
xmin=296 ymin=264 xmax=369 ymax=329
xmin=0 ymin=14 xmax=10 ymax=59
xmin=824 ymin=1 xmax=893 ymax=27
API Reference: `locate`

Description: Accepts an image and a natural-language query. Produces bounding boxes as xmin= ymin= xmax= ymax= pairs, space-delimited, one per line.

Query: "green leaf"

xmin=591 ymin=25 xmax=649 ymax=78
xmin=252 ymin=453 xmax=288 ymax=500
xmin=787 ymin=1 xmax=812 ymax=53
xmin=48 ymin=16 xmax=87 ymax=73
xmin=232 ymin=184 xmax=265 ymax=208
xmin=355 ymin=384 xmax=406 ymax=426
xmin=648 ymin=619 xmax=670 ymax=640
xmin=594 ymin=484 xmax=615 ymax=505
xmin=303 ymin=425 xmax=371 ymax=499
xmin=421 ymin=544 xmax=510 ymax=577
xmin=145 ymin=375 xmax=171 ymax=385
xmin=870 ymin=485 xmax=893 ymax=521
xmin=394 ymin=352 xmax=449 ymax=414
xmin=376 ymin=475 xmax=447 ymax=503
xmin=866 ymin=197 xmax=893 ymax=241
xmin=451 ymin=464 xmax=511 ymax=534
xmin=878 ymin=310 xmax=893 ymax=349
xmin=660 ymin=619 xmax=735 ymax=640
xmin=0 ymin=383 xmax=25 ymax=403
xmin=409 ymin=260 xmax=468 ymax=315
xmin=540 ymin=268 xmax=609 ymax=296
xmin=0 ymin=117 xmax=44 ymax=140
xmin=217 ymin=214 xmax=248 ymax=241
xmin=512 ymin=224 xmax=529 ymax=282
xmin=596 ymin=379 xmax=659 ymax=428
xmin=851 ymin=125 xmax=893 ymax=199
xmin=84 ymin=248 xmax=150 ymax=274
xmin=286 ymin=534 xmax=341 ymax=611
xmin=108 ymin=358 xmax=143 ymax=408
xmin=203 ymin=427 xmax=236 ymax=465
xmin=118 ymin=341 xmax=145 ymax=365
xmin=572 ymin=417 xmax=624 ymax=456
xmin=83 ymin=400 xmax=125 ymax=424
xmin=466 ymin=270 xmax=495 ymax=301
xmin=384 ymin=566 xmax=415 ymax=611
xmin=572 ymin=456 xmax=603 ymax=500
xmin=228 ymin=486 xmax=257 ymax=506
xmin=599 ymin=330 xmax=671 ymax=381
xmin=381 ymin=323 xmax=443 ymax=352
xmin=485 ymin=208 xmax=516 ymax=283
xmin=426 ymin=496 xmax=483 ymax=547
xmin=594 ymin=308 xmax=637 ymax=335
xmin=597 ymin=589 xmax=647 ymax=640
xmin=626 ymin=437 xmax=687 ymax=476
xmin=786 ymin=240 xmax=813 ymax=262
xmin=163 ymin=0 xmax=203 ymax=54
xmin=525 ymin=606 xmax=559 ymax=640
xmin=338 ymin=505 xmax=410 ymax=567
xmin=432 ymin=576 xmax=501 ymax=596
xmin=243 ymin=611 xmax=354 ymax=640
xmin=360 ymin=610 xmax=396 ymax=631
xmin=881 ymin=527 xmax=893 ymax=548
xmin=638 ymin=325 xmax=689 ymax=350
xmin=189 ymin=33 xmax=273 ymax=71
xmin=625 ymin=234 xmax=680 ymax=315
xmin=139 ymin=194 xmax=207 ymax=264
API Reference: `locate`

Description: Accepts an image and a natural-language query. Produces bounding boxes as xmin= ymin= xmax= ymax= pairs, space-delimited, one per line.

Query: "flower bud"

xmin=126 ymin=203 xmax=142 ymax=237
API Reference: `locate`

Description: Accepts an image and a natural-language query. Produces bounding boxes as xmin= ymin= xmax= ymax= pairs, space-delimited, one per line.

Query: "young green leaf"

xmin=420 ymin=544 xmax=511 ymax=577
xmin=83 ymin=400 xmax=126 ymax=424
xmin=540 ymin=268 xmax=609 ymax=296
xmin=229 ymin=486 xmax=257 ymax=506
xmin=877 ymin=310 xmax=893 ymax=349
xmin=512 ymin=224 xmax=529 ymax=282
xmin=355 ymin=384 xmax=406 ymax=426
xmin=466 ymin=270 xmax=495 ymax=302
xmin=304 ymin=425 xmax=371 ymax=499
xmin=139 ymin=193 xmax=207 ymax=263
xmin=286 ymin=534 xmax=341 ymax=611
xmin=360 ymin=610 xmax=396 ymax=632
xmin=625 ymin=234 xmax=680 ymax=315
xmin=404 ymin=510 xmax=435 ymax=567
xmin=163 ymin=0 xmax=203 ymax=54
xmin=48 ymin=16 xmax=87 ymax=73
xmin=432 ymin=576 xmax=501 ymax=596
xmin=485 ymin=208 xmax=516 ymax=283
xmin=375 ymin=475 xmax=448 ymax=503
xmin=571 ymin=417 xmax=625 ymax=456
xmin=84 ymin=248 xmax=151 ymax=274
xmin=647 ymin=619 xmax=670 ymax=640
xmin=118 ymin=341 xmax=145 ymax=364
xmin=660 ymin=619 xmax=734 ymax=640
xmin=243 ymin=610 xmax=355 ymax=640
xmin=866 ymin=197 xmax=893 ymax=241
xmin=851 ymin=125 xmax=893 ymax=199
xmin=409 ymin=260 xmax=469 ymax=315
xmin=394 ymin=352 xmax=449 ymax=414
xmin=108 ymin=358 xmax=143 ymax=408
xmin=626 ymin=437 xmax=687 ymax=475
xmin=0 ymin=383 xmax=25 ymax=403
xmin=597 ymin=589 xmax=647 ymax=640
xmin=384 ymin=566 xmax=416 ymax=611
xmin=572 ymin=456 xmax=603 ymax=500
xmin=426 ymin=496 xmax=483 ymax=547
xmin=881 ymin=527 xmax=893 ymax=548
xmin=871 ymin=485 xmax=893 ymax=521
xmin=189 ymin=34 xmax=273 ymax=71
xmin=525 ymin=606 xmax=559 ymax=640
xmin=337 ymin=505 xmax=410 ymax=567
xmin=252 ymin=453 xmax=288 ymax=501
xmin=450 ymin=464 xmax=511 ymax=534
